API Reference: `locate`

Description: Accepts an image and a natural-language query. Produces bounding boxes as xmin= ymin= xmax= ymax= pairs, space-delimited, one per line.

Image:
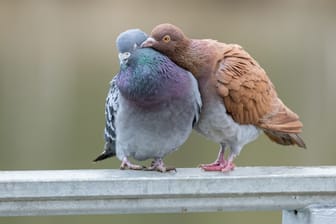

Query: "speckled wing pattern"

xmin=215 ymin=44 xmax=305 ymax=146
xmin=104 ymin=76 xmax=119 ymax=144
xmin=93 ymin=75 xmax=119 ymax=162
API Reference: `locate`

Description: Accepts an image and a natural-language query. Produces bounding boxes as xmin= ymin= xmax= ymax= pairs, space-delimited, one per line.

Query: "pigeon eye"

xmin=162 ymin=35 xmax=171 ymax=43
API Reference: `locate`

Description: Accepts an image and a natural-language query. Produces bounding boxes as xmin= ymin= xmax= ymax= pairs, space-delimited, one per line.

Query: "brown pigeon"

xmin=142 ymin=23 xmax=306 ymax=172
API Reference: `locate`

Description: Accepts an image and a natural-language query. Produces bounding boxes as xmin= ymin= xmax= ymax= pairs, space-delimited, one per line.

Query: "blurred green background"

xmin=0 ymin=0 xmax=335 ymax=223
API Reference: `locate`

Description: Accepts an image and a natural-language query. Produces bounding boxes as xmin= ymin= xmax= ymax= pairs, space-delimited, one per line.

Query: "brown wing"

xmin=215 ymin=44 xmax=305 ymax=147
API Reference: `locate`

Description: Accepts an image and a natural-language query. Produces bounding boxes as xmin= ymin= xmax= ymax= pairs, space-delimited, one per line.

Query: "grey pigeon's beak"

xmin=118 ymin=52 xmax=131 ymax=65
xmin=141 ymin=37 xmax=156 ymax=48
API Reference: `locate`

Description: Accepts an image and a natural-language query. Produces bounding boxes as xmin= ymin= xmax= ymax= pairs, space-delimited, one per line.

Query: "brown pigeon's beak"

xmin=141 ymin=37 xmax=156 ymax=48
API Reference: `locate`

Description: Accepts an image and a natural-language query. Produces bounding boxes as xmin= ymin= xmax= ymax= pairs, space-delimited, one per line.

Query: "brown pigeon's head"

xmin=141 ymin=23 xmax=189 ymax=57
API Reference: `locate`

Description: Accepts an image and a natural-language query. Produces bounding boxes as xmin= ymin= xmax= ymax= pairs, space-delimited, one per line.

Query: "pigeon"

xmin=93 ymin=29 xmax=202 ymax=172
xmin=142 ymin=23 xmax=306 ymax=172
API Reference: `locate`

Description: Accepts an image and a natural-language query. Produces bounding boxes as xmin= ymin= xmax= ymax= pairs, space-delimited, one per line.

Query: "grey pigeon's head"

xmin=116 ymin=29 xmax=148 ymax=65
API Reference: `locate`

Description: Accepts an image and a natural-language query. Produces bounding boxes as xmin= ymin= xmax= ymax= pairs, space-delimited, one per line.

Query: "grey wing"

xmin=188 ymin=72 xmax=202 ymax=127
xmin=104 ymin=77 xmax=119 ymax=145
xmin=93 ymin=76 xmax=119 ymax=162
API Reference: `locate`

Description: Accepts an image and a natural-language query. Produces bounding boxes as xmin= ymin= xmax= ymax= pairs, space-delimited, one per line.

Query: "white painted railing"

xmin=1 ymin=167 xmax=335 ymax=223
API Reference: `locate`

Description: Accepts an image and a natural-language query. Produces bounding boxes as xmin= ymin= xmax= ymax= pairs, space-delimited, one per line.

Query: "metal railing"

xmin=1 ymin=166 xmax=335 ymax=223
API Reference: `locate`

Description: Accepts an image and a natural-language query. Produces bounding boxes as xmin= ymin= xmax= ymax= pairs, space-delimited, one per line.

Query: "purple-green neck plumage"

xmin=117 ymin=48 xmax=189 ymax=107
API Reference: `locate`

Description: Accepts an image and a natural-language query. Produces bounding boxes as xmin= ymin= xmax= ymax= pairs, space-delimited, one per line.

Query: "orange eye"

xmin=162 ymin=35 xmax=171 ymax=43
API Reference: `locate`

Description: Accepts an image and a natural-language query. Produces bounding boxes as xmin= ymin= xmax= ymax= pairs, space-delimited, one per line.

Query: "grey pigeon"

xmin=93 ymin=29 xmax=202 ymax=172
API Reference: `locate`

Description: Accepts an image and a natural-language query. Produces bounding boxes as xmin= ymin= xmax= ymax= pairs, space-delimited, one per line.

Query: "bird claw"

xmin=199 ymin=160 xmax=227 ymax=171
xmin=144 ymin=159 xmax=176 ymax=173
xmin=220 ymin=162 xmax=235 ymax=172
xmin=200 ymin=163 xmax=226 ymax=171
xmin=120 ymin=163 xmax=145 ymax=170
xmin=120 ymin=158 xmax=146 ymax=170
xmin=144 ymin=166 xmax=176 ymax=173
xmin=200 ymin=160 xmax=235 ymax=172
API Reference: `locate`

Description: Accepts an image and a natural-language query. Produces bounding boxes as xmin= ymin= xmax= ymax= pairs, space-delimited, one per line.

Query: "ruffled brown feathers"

xmin=146 ymin=23 xmax=306 ymax=148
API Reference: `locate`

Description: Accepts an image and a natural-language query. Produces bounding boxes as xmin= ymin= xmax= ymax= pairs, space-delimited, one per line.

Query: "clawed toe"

xmin=200 ymin=162 xmax=235 ymax=172
xmin=144 ymin=166 xmax=176 ymax=172
xmin=120 ymin=157 xmax=145 ymax=170
xmin=120 ymin=163 xmax=145 ymax=170
xmin=199 ymin=160 xmax=227 ymax=171
xmin=199 ymin=145 xmax=237 ymax=173
xmin=144 ymin=158 xmax=176 ymax=173
xmin=220 ymin=162 xmax=235 ymax=172
xmin=200 ymin=163 xmax=226 ymax=171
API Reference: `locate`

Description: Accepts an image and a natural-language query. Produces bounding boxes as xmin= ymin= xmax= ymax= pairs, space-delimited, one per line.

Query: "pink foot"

xmin=220 ymin=162 xmax=235 ymax=172
xmin=199 ymin=160 xmax=228 ymax=171
xmin=120 ymin=157 xmax=145 ymax=170
xmin=200 ymin=147 xmax=227 ymax=171
xmin=145 ymin=158 xmax=176 ymax=172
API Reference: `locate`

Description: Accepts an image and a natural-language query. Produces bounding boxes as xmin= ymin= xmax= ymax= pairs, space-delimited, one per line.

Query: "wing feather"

xmin=215 ymin=44 xmax=303 ymax=135
xmin=93 ymin=75 xmax=119 ymax=162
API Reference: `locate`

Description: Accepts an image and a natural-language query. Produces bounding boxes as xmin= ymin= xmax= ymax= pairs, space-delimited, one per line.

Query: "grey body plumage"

xmin=94 ymin=29 xmax=202 ymax=171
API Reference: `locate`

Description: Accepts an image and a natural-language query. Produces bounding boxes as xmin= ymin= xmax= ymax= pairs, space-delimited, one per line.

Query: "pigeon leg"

xmin=221 ymin=153 xmax=236 ymax=172
xmin=200 ymin=143 xmax=227 ymax=171
xmin=145 ymin=158 xmax=176 ymax=172
xmin=120 ymin=157 xmax=145 ymax=170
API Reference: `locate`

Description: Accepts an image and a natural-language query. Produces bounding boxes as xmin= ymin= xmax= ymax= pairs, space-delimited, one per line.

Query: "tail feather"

xmin=93 ymin=150 xmax=115 ymax=162
xmin=264 ymin=130 xmax=306 ymax=148
xmin=259 ymin=99 xmax=303 ymax=133
xmin=259 ymin=98 xmax=306 ymax=148
xmin=93 ymin=142 xmax=116 ymax=162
